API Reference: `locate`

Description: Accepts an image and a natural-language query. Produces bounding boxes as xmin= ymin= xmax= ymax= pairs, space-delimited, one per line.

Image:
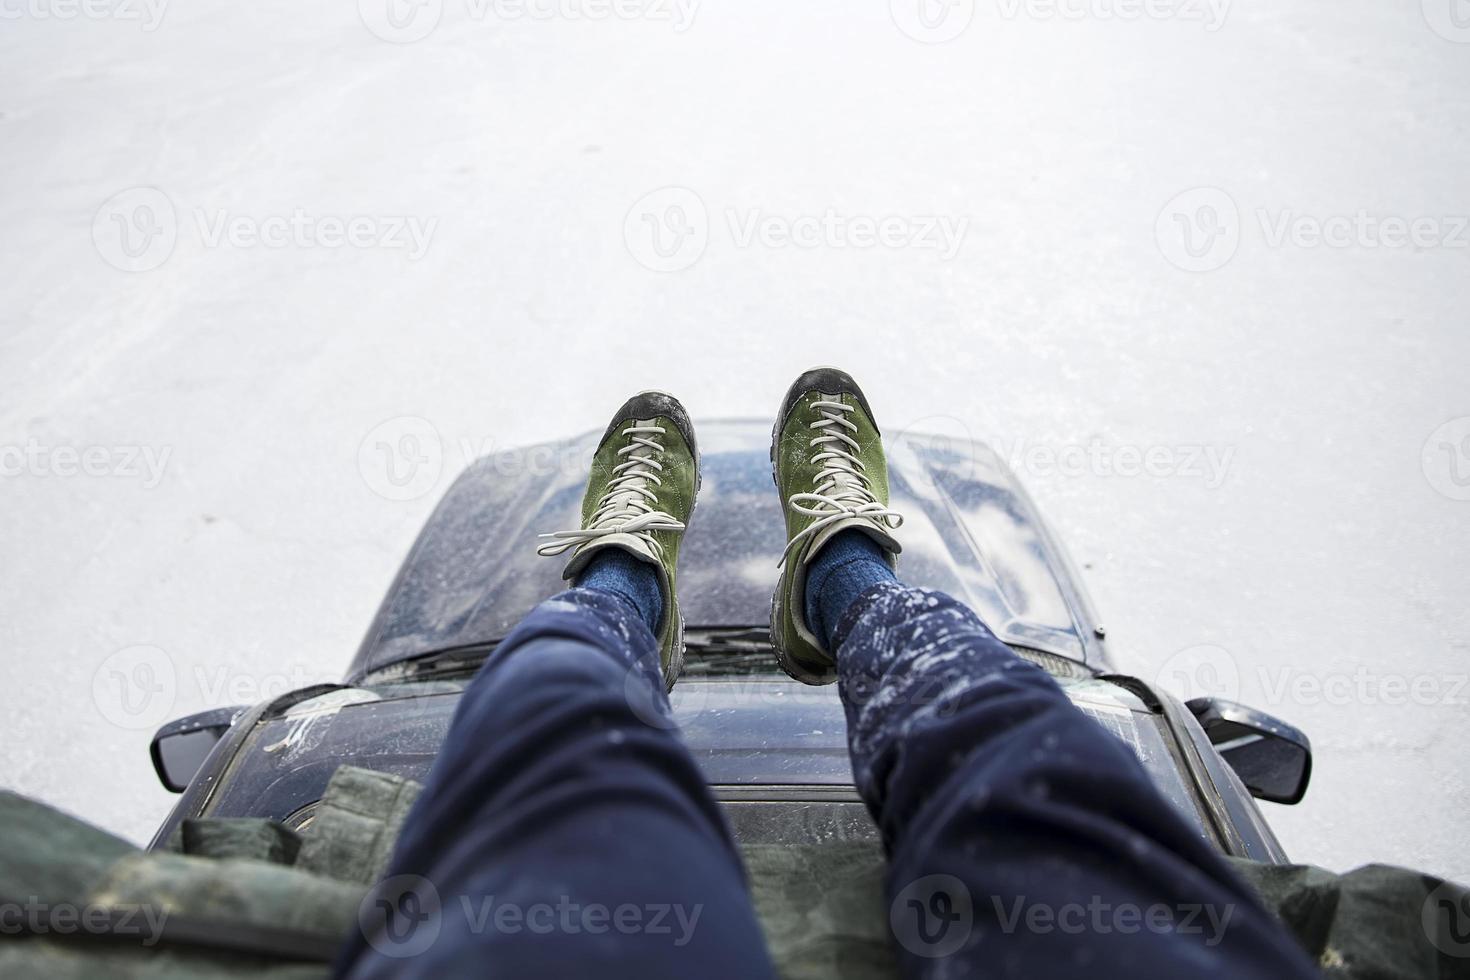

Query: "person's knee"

xmin=458 ymin=636 xmax=668 ymax=738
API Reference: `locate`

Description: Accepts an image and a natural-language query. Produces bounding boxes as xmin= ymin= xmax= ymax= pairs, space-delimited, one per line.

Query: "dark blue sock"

xmin=574 ymin=547 xmax=664 ymax=633
xmin=804 ymin=530 xmax=897 ymax=650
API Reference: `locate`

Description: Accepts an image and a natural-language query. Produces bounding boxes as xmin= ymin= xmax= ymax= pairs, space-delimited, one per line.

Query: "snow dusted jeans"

xmin=337 ymin=584 xmax=1318 ymax=979
xmin=836 ymin=582 xmax=1317 ymax=978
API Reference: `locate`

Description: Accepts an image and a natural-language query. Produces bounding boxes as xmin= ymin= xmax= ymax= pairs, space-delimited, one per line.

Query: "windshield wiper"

xmin=682 ymin=627 xmax=777 ymax=675
xmin=685 ymin=626 xmax=771 ymax=650
xmin=376 ymin=627 xmax=779 ymax=683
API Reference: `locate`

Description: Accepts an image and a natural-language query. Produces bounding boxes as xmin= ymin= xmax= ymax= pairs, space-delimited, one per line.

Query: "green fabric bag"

xmin=3 ymin=766 xmax=1466 ymax=979
xmin=0 ymin=766 xmax=418 ymax=978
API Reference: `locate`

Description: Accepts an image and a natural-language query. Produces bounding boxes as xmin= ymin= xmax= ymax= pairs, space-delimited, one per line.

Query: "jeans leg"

xmin=336 ymin=588 xmax=777 ymax=980
xmin=835 ymin=582 xmax=1318 ymax=980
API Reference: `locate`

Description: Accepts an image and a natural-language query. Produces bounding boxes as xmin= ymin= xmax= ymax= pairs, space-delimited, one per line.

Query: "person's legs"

xmin=337 ymin=586 xmax=776 ymax=978
xmin=338 ymin=391 xmax=776 ymax=979
xmin=770 ymin=366 xmax=1317 ymax=978
xmin=807 ymin=538 xmax=1318 ymax=978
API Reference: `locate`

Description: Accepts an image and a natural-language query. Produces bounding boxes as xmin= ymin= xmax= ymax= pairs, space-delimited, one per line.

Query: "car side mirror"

xmin=1186 ymin=698 xmax=1313 ymax=805
xmin=150 ymin=706 xmax=246 ymax=793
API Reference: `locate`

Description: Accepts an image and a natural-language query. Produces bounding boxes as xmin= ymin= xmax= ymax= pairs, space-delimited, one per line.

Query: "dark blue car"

xmin=147 ymin=421 xmax=1312 ymax=860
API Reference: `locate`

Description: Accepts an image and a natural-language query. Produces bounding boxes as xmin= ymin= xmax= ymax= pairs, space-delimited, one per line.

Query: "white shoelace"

xmin=537 ymin=424 xmax=686 ymax=560
xmin=779 ymin=399 xmax=903 ymax=567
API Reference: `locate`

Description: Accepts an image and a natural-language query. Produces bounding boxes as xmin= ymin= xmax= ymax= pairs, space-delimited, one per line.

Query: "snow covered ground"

xmin=1 ymin=0 xmax=1466 ymax=883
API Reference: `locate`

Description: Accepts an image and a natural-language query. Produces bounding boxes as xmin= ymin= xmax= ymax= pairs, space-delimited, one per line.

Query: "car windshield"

xmin=203 ymin=657 xmax=1212 ymax=849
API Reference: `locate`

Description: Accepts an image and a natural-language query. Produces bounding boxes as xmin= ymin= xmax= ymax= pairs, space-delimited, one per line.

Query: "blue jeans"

xmin=337 ymin=585 xmax=1318 ymax=978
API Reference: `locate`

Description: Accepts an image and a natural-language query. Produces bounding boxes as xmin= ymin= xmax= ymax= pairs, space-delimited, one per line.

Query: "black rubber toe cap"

xmin=777 ymin=367 xmax=879 ymax=434
xmin=599 ymin=390 xmax=698 ymax=459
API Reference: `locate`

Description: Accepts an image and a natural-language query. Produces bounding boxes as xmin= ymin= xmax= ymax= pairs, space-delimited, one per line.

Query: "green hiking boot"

xmin=770 ymin=367 xmax=903 ymax=685
xmin=538 ymin=391 xmax=699 ymax=689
